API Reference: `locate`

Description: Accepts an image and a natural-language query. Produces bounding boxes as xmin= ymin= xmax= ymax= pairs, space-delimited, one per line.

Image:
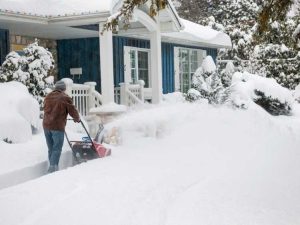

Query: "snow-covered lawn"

xmin=1 ymin=100 xmax=300 ymax=225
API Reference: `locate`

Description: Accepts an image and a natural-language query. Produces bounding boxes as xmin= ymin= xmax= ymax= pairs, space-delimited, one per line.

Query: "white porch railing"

xmin=63 ymin=79 xmax=103 ymax=117
xmin=114 ymin=87 xmax=121 ymax=104
xmin=116 ymin=80 xmax=145 ymax=106
xmin=63 ymin=78 xmax=145 ymax=115
xmin=72 ymin=83 xmax=90 ymax=116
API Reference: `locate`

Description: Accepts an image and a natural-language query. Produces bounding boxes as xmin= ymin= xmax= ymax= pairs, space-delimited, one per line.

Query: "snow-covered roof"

xmin=0 ymin=0 xmax=120 ymax=17
xmin=0 ymin=1 xmax=230 ymax=49
xmin=163 ymin=19 xmax=232 ymax=49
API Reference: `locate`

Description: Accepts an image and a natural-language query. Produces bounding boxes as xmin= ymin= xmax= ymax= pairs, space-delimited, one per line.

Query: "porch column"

xmin=99 ymin=22 xmax=115 ymax=104
xmin=150 ymin=16 xmax=163 ymax=104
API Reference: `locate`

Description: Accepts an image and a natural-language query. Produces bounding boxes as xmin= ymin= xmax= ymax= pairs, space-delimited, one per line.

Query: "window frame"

xmin=124 ymin=46 xmax=151 ymax=88
xmin=174 ymin=47 xmax=207 ymax=93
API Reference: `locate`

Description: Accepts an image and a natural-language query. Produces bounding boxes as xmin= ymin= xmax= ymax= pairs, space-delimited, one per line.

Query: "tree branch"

xmin=101 ymin=0 xmax=168 ymax=35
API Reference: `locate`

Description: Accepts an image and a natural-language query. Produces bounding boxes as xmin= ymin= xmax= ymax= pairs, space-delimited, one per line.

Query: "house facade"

xmin=0 ymin=0 xmax=231 ymax=105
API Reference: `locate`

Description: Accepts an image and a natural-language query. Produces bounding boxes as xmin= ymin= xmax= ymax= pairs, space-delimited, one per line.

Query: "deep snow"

xmin=0 ymin=81 xmax=40 ymax=143
xmin=1 ymin=100 xmax=300 ymax=225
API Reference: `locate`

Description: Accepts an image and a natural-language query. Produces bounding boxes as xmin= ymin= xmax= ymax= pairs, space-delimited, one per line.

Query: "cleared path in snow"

xmin=0 ymin=151 xmax=74 ymax=190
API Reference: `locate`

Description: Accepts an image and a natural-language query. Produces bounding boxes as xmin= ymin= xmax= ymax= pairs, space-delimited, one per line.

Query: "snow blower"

xmin=65 ymin=119 xmax=111 ymax=164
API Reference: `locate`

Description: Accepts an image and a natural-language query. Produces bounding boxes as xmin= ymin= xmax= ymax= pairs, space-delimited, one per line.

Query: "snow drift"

xmin=0 ymin=81 xmax=40 ymax=143
xmin=1 ymin=100 xmax=300 ymax=225
xmin=231 ymin=72 xmax=293 ymax=115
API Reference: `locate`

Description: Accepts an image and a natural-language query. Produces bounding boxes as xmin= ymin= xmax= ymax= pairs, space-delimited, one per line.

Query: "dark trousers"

xmin=44 ymin=129 xmax=64 ymax=167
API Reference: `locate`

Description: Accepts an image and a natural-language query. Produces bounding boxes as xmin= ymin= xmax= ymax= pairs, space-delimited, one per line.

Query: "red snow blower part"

xmin=65 ymin=119 xmax=111 ymax=164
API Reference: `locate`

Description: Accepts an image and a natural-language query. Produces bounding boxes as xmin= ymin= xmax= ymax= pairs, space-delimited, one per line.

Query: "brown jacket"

xmin=43 ymin=90 xmax=80 ymax=131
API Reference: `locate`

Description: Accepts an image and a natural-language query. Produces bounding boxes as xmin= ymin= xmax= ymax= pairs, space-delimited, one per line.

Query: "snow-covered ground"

xmin=0 ymin=81 xmax=40 ymax=144
xmin=1 ymin=97 xmax=300 ymax=225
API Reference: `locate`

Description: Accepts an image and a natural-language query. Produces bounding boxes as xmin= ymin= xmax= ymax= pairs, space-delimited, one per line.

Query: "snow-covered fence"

xmin=63 ymin=79 xmax=103 ymax=117
xmin=118 ymin=81 xmax=145 ymax=106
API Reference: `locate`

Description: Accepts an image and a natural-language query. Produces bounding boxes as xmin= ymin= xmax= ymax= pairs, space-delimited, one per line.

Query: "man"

xmin=43 ymin=80 xmax=80 ymax=173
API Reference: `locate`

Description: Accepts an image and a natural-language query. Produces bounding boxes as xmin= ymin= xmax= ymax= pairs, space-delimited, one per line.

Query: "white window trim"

xmin=123 ymin=46 xmax=151 ymax=87
xmin=174 ymin=47 xmax=207 ymax=92
xmin=174 ymin=47 xmax=180 ymax=91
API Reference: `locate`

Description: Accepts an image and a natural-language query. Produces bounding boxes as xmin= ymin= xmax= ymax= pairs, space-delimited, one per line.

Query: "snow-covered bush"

xmin=187 ymin=56 xmax=229 ymax=104
xmin=231 ymin=72 xmax=293 ymax=116
xmin=220 ymin=61 xmax=235 ymax=88
xmin=0 ymin=52 xmax=29 ymax=83
xmin=186 ymin=88 xmax=201 ymax=102
xmin=0 ymin=40 xmax=54 ymax=107
xmin=0 ymin=81 xmax=40 ymax=143
xmin=254 ymin=90 xmax=291 ymax=116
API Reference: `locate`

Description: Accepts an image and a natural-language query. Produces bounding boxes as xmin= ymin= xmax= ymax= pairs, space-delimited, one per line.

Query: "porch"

xmin=64 ymin=78 xmax=146 ymax=121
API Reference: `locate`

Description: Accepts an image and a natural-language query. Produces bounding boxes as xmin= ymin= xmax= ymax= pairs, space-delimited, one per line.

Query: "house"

xmin=0 ymin=0 xmax=231 ymax=107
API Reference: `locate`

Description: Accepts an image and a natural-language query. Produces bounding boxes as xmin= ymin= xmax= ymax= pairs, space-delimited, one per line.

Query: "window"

xmin=124 ymin=47 xmax=150 ymax=88
xmin=174 ymin=47 xmax=207 ymax=93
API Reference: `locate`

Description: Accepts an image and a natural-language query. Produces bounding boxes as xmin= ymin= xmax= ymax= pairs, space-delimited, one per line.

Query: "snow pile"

xmin=0 ymin=81 xmax=40 ymax=143
xmin=108 ymin=103 xmax=196 ymax=139
xmin=231 ymin=72 xmax=293 ymax=112
xmin=1 ymin=102 xmax=300 ymax=225
xmin=163 ymin=92 xmax=185 ymax=103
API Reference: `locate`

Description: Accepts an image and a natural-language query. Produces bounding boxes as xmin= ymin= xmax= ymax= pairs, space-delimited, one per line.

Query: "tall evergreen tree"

xmin=174 ymin=0 xmax=213 ymax=23
xmin=176 ymin=0 xmax=300 ymax=89
xmin=176 ymin=0 xmax=260 ymax=66
xmin=255 ymin=0 xmax=294 ymax=41
xmin=251 ymin=15 xmax=300 ymax=89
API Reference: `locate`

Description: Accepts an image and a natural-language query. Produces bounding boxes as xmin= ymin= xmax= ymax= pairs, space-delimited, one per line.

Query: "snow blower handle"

xmin=67 ymin=119 xmax=94 ymax=144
